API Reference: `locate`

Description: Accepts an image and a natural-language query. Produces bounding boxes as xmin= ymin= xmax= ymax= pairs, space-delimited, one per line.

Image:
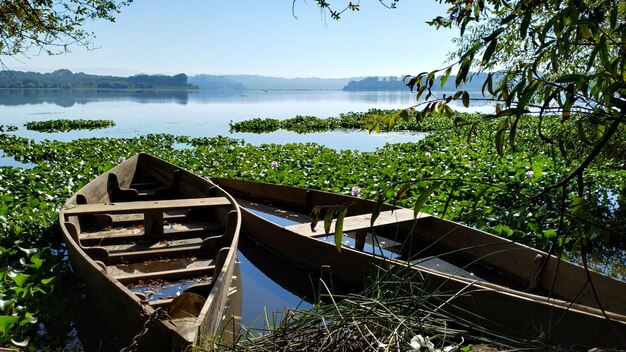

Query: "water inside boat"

xmin=127 ymin=276 xmax=211 ymax=301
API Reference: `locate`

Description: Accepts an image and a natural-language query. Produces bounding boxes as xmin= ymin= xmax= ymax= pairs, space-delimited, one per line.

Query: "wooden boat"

xmin=60 ymin=153 xmax=241 ymax=351
xmin=212 ymin=178 xmax=626 ymax=348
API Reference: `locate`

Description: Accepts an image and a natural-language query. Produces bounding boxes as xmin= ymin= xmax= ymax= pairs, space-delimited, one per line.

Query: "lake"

xmin=0 ymin=89 xmax=492 ymax=153
xmin=0 ymin=88 xmax=489 ymax=349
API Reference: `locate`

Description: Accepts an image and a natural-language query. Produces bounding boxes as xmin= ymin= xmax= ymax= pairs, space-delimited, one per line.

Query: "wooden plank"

xmin=104 ymin=245 xmax=206 ymax=263
xmin=103 ymin=238 xmax=204 ymax=253
xmin=63 ymin=197 xmax=231 ymax=218
xmin=114 ymin=265 xmax=215 ymax=283
xmin=80 ymin=222 xmax=224 ymax=245
xmin=285 ymin=208 xmax=428 ymax=237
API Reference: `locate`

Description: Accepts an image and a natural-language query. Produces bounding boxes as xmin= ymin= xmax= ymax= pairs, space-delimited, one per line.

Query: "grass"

xmin=202 ymin=265 xmax=553 ymax=352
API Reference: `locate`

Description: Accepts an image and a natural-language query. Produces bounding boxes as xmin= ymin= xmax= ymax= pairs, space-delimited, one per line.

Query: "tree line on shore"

xmin=0 ymin=69 xmax=195 ymax=89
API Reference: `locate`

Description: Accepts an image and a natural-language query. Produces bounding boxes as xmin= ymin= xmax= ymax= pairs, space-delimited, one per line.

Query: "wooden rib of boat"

xmin=60 ymin=153 xmax=241 ymax=351
xmin=212 ymin=178 xmax=626 ymax=348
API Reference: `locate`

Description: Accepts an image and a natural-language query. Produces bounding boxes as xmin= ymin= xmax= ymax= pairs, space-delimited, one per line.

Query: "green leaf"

xmin=18 ymin=315 xmax=37 ymax=326
xmin=370 ymin=195 xmax=385 ymax=227
xmin=310 ymin=207 xmax=321 ymax=232
xmin=333 ymin=206 xmax=348 ymax=253
xmin=414 ymin=181 xmax=442 ymax=216
xmin=18 ymin=247 xmax=37 ymax=257
xmin=10 ymin=273 xmax=30 ymax=288
xmin=440 ymin=67 xmax=452 ymax=88
xmin=40 ymin=277 xmax=55 ymax=285
xmin=520 ymin=11 xmax=532 ymax=39
xmin=461 ymin=91 xmax=470 ymax=108
xmin=495 ymin=118 xmax=509 ymax=156
xmin=481 ymin=38 xmax=497 ymax=65
xmin=0 ymin=315 xmax=19 ymax=336
xmin=518 ymin=81 xmax=539 ymax=109
xmin=0 ymin=299 xmax=14 ymax=311
xmin=323 ymin=208 xmax=335 ymax=235
xmin=12 ymin=336 xmax=30 ymax=347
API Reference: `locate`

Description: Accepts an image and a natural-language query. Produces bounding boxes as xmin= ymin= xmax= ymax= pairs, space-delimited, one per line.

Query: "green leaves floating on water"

xmin=25 ymin=119 xmax=115 ymax=133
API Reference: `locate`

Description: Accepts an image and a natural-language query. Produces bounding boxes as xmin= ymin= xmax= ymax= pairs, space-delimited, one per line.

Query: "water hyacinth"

xmin=352 ymin=186 xmax=361 ymax=197
xmin=118 ymin=156 xmax=126 ymax=164
xmin=525 ymin=170 xmax=534 ymax=179
xmin=270 ymin=161 xmax=279 ymax=169
xmin=425 ymin=152 xmax=432 ymax=158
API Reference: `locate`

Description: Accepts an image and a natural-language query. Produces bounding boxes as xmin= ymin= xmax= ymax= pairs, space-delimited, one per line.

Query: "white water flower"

xmin=525 ymin=170 xmax=535 ymax=179
xmin=352 ymin=186 xmax=361 ymax=197
xmin=425 ymin=152 xmax=432 ymax=158
xmin=270 ymin=161 xmax=279 ymax=169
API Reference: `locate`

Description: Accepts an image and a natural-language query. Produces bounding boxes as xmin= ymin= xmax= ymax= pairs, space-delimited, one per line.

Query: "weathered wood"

xmin=63 ymin=197 xmax=231 ymax=217
xmin=212 ymin=177 xmax=626 ymax=348
xmin=114 ymin=265 xmax=215 ymax=283
xmin=59 ymin=153 xmax=241 ymax=351
xmin=80 ymin=221 xmax=224 ymax=246
xmin=284 ymin=208 xmax=425 ymax=237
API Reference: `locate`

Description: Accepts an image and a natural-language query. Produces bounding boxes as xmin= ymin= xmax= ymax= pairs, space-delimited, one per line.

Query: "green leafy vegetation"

xmin=311 ymin=0 xmax=626 ymax=297
xmin=0 ymin=125 xmax=17 ymax=133
xmin=24 ymin=119 xmax=115 ymax=133
xmin=229 ymin=109 xmax=456 ymax=134
xmin=0 ymin=110 xmax=624 ymax=347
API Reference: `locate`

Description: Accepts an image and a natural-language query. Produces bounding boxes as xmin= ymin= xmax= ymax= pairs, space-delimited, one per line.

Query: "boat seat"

xmin=284 ymin=208 xmax=427 ymax=237
xmin=64 ymin=222 xmax=111 ymax=258
xmin=200 ymin=210 xmax=238 ymax=250
xmin=79 ymin=220 xmax=224 ymax=246
xmin=114 ymin=265 xmax=215 ymax=284
xmin=108 ymin=172 xmax=140 ymax=201
xmin=63 ymin=197 xmax=232 ymax=238
xmin=131 ymin=168 xmax=182 ymax=198
xmin=182 ymin=247 xmax=230 ymax=296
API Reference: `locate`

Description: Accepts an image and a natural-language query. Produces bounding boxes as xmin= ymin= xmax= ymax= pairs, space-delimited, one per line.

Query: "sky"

xmin=4 ymin=1 xmax=458 ymax=78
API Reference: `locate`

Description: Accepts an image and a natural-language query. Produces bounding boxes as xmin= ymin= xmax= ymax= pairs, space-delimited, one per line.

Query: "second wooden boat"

xmin=60 ymin=153 xmax=241 ymax=351
xmin=212 ymin=177 xmax=626 ymax=348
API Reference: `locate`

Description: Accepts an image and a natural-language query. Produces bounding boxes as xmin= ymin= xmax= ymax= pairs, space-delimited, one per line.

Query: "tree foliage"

xmin=314 ymin=0 xmax=626 ymax=247
xmin=0 ymin=0 xmax=131 ymax=61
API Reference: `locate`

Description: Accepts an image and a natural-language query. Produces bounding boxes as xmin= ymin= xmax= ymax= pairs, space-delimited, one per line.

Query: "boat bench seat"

xmin=79 ymin=221 xmax=224 ymax=246
xmin=86 ymin=235 xmax=226 ymax=264
xmin=285 ymin=208 xmax=427 ymax=237
xmin=63 ymin=197 xmax=232 ymax=238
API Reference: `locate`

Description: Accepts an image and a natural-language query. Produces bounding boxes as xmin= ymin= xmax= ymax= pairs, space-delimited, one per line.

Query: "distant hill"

xmin=0 ymin=70 xmax=197 ymax=89
xmin=187 ymin=75 xmax=246 ymax=90
xmin=223 ymin=75 xmax=353 ymax=90
xmin=343 ymin=73 xmax=490 ymax=91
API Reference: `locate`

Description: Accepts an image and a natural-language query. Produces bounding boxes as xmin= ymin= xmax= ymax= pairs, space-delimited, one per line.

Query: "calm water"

xmin=0 ymin=89 xmax=491 ymax=151
xmin=1 ymin=89 xmax=491 ymax=349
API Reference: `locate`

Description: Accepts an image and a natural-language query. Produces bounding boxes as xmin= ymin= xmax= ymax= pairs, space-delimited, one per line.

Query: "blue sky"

xmin=6 ymin=1 xmax=457 ymax=78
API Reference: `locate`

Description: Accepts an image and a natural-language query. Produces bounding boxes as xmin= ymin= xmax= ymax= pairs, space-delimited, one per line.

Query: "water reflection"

xmin=0 ymin=89 xmax=191 ymax=107
xmin=238 ymin=235 xmax=315 ymax=330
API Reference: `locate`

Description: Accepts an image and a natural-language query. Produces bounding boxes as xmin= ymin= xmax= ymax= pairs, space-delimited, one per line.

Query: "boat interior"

xmin=62 ymin=155 xmax=238 ymax=312
xmin=234 ymin=196 xmax=540 ymax=294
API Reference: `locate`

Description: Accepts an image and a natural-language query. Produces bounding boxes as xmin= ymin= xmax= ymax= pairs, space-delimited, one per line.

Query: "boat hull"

xmin=60 ymin=154 xmax=241 ymax=351
xmin=212 ymin=177 xmax=626 ymax=348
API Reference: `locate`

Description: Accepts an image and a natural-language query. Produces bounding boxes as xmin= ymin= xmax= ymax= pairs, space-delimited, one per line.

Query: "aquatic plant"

xmin=0 ymin=110 xmax=624 ymax=348
xmin=24 ymin=119 xmax=115 ymax=133
xmin=229 ymin=109 xmax=459 ymax=134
